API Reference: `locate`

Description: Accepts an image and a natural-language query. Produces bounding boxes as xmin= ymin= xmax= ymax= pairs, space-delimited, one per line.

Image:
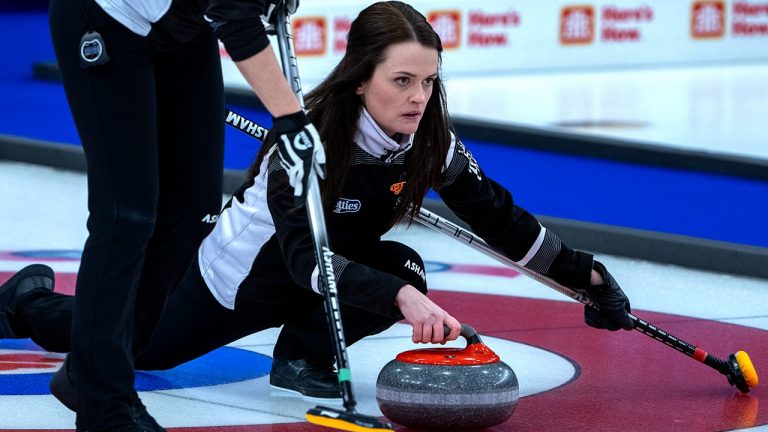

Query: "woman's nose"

xmin=410 ymin=88 xmax=427 ymax=103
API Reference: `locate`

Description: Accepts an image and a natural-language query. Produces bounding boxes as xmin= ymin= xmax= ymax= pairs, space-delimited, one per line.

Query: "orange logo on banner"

xmin=691 ymin=1 xmax=726 ymax=38
xmin=428 ymin=10 xmax=462 ymax=49
xmin=293 ymin=17 xmax=327 ymax=55
xmin=560 ymin=6 xmax=595 ymax=44
xmin=390 ymin=181 xmax=406 ymax=195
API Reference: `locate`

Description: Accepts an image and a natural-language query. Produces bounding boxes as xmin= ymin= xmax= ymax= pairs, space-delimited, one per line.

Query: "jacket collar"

xmin=354 ymin=108 xmax=414 ymax=160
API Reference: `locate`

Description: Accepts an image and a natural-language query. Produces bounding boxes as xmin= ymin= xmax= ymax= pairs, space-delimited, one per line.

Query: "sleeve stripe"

xmin=310 ymin=265 xmax=321 ymax=294
xmin=441 ymin=133 xmax=467 ymax=186
xmin=310 ymin=253 xmax=351 ymax=294
xmin=521 ymin=228 xmax=562 ymax=274
xmin=515 ymin=225 xmax=547 ymax=266
xmin=443 ymin=132 xmax=456 ymax=171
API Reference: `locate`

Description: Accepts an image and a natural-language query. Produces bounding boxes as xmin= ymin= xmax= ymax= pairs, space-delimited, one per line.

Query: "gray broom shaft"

xmin=273 ymin=3 xmax=358 ymax=412
xmin=411 ymin=208 xmax=735 ymax=369
xmin=414 ymin=207 xmax=599 ymax=308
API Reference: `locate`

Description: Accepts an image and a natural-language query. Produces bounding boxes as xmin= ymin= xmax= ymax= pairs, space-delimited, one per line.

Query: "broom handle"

xmin=273 ymin=2 xmax=358 ymax=412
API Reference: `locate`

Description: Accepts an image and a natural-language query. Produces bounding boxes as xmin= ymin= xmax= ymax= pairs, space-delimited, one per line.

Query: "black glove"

xmin=584 ymin=261 xmax=634 ymax=331
xmin=262 ymin=0 xmax=299 ymax=26
xmin=272 ymin=111 xmax=326 ymax=206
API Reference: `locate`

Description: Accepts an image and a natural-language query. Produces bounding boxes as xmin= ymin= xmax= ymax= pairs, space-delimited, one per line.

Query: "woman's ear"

xmin=355 ymin=81 xmax=367 ymax=96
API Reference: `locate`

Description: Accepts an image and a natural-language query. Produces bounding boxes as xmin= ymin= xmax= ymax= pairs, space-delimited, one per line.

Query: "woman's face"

xmin=356 ymin=41 xmax=438 ymax=137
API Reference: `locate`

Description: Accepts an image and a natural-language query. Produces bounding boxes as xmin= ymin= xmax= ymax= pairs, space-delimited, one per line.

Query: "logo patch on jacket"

xmin=457 ymin=141 xmax=482 ymax=181
xmin=334 ymin=198 xmax=362 ymax=214
xmin=389 ymin=181 xmax=406 ymax=195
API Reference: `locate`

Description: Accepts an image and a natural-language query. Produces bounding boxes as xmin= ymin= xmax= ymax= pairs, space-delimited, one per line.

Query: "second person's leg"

xmin=131 ymin=28 xmax=224 ymax=358
xmin=50 ymin=0 xmax=160 ymax=427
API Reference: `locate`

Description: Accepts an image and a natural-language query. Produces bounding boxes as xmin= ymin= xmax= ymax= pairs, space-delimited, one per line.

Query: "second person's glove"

xmin=272 ymin=111 xmax=326 ymax=206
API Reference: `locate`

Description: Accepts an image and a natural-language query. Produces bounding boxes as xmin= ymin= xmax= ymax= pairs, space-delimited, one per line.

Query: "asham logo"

xmin=293 ymin=17 xmax=327 ymax=56
xmin=202 ymin=214 xmax=219 ymax=224
xmin=560 ymin=5 xmax=595 ymax=44
xmin=225 ymin=111 xmax=267 ymax=140
xmin=404 ymin=259 xmax=427 ymax=284
xmin=456 ymin=142 xmax=482 ymax=181
xmin=691 ymin=1 xmax=726 ymax=38
xmin=334 ymin=198 xmax=361 ymax=214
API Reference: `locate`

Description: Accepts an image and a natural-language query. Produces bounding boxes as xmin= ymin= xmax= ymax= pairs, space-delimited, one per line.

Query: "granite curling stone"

xmin=376 ymin=324 xmax=518 ymax=430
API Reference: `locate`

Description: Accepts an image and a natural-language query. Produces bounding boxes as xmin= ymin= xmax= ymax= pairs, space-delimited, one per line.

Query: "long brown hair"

xmin=249 ymin=1 xmax=452 ymax=224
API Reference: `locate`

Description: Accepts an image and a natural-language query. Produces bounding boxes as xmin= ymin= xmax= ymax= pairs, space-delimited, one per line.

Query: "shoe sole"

xmin=269 ymin=383 xmax=343 ymax=403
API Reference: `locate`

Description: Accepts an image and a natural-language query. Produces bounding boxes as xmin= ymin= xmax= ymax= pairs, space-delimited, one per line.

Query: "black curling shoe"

xmin=49 ymin=354 xmax=76 ymax=410
xmin=0 ymin=264 xmax=54 ymax=338
xmin=269 ymin=358 xmax=342 ymax=400
xmin=51 ymin=354 xmax=166 ymax=432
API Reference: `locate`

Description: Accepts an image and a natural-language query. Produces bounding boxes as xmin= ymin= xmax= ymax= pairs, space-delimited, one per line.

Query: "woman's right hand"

xmin=395 ymin=284 xmax=461 ymax=344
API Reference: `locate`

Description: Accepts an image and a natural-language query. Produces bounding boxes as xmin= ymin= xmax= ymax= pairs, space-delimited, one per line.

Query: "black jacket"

xmin=198 ymin=111 xmax=592 ymax=316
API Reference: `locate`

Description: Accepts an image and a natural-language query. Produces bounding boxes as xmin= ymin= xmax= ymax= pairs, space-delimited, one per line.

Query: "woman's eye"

xmin=396 ymin=77 xmax=410 ymax=86
xmin=424 ymin=78 xmax=435 ymax=85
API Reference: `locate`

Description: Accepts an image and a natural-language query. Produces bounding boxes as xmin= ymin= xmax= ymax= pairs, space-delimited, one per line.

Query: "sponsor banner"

xmin=221 ymin=0 xmax=768 ymax=90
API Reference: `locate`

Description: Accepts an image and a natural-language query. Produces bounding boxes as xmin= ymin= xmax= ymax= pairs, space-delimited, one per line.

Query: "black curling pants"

xmin=135 ymin=240 xmax=428 ymax=370
xmin=14 ymin=241 xmax=427 ymax=374
xmin=48 ymin=0 xmax=224 ymax=428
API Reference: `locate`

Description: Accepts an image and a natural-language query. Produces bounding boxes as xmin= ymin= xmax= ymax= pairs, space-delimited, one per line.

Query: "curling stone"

xmin=376 ymin=324 xmax=518 ymax=430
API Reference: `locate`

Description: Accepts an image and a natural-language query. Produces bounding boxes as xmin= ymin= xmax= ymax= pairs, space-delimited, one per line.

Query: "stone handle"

xmin=443 ymin=323 xmax=482 ymax=346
